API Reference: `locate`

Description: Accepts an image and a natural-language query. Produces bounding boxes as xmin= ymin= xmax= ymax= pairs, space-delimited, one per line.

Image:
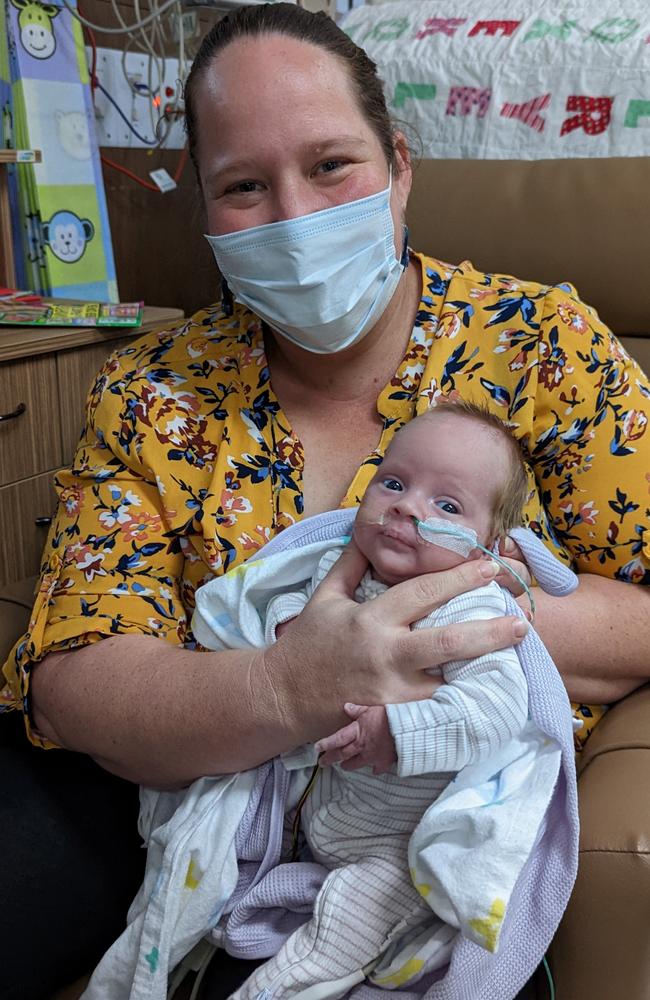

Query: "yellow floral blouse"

xmin=2 ymin=253 xmax=649 ymax=749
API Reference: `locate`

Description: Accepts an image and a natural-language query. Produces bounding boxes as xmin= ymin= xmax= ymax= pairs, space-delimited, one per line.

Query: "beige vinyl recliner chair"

xmin=1 ymin=156 xmax=649 ymax=1000
xmin=407 ymin=155 xmax=650 ymax=1000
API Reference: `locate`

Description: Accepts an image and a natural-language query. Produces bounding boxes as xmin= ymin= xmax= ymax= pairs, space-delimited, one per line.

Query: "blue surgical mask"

xmin=204 ymin=180 xmax=407 ymax=354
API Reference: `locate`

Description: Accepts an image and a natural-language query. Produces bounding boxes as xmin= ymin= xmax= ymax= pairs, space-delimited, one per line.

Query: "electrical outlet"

xmin=171 ymin=10 xmax=199 ymax=42
xmin=88 ymin=46 xmax=187 ymax=149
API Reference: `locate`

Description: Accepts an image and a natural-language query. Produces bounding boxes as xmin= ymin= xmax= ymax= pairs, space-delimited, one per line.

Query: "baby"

xmin=82 ymin=400 xmax=575 ymax=1000
xmin=222 ymin=400 xmax=534 ymax=998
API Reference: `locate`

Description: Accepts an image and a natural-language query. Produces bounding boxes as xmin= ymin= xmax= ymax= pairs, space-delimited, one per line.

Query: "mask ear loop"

xmin=400 ymin=225 xmax=410 ymax=268
xmin=412 ymin=517 xmax=536 ymax=621
xmin=221 ymin=277 xmax=234 ymax=318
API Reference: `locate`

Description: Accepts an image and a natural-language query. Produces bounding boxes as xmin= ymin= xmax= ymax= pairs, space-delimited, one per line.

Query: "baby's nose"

xmin=391 ymin=493 xmax=421 ymax=519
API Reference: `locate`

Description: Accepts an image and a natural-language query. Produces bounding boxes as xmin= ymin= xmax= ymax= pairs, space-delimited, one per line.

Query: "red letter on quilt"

xmin=501 ymin=94 xmax=551 ymax=133
xmin=560 ymin=96 xmax=614 ymax=136
xmin=446 ymin=87 xmax=492 ymax=118
xmin=468 ymin=20 xmax=521 ymax=38
xmin=416 ymin=17 xmax=467 ymax=40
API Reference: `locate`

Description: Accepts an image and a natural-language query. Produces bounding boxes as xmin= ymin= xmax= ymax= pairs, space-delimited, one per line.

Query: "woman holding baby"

xmin=0 ymin=4 xmax=648 ymax=999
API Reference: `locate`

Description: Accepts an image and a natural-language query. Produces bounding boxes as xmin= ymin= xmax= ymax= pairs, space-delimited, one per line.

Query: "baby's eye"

xmin=382 ymin=478 xmax=403 ymax=492
xmin=435 ymin=499 xmax=460 ymax=515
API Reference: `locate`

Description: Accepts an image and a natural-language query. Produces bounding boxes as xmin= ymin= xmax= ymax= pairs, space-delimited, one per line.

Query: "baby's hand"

xmin=315 ymin=703 xmax=397 ymax=775
xmin=275 ymin=616 xmax=297 ymax=639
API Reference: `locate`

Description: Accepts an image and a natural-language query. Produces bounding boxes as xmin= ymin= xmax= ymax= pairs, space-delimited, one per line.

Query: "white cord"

xmin=62 ymin=0 xmax=179 ymax=34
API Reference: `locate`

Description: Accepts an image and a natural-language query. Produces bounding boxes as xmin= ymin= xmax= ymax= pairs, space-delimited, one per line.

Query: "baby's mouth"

xmin=381 ymin=519 xmax=417 ymax=547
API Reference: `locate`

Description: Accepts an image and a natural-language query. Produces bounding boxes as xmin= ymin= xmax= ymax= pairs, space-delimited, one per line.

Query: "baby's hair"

xmin=411 ymin=400 xmax=529 ymax=539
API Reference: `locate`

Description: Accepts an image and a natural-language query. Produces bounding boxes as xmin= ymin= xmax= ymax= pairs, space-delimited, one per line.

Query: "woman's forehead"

xmin=199 ymin=33 xmax=357 ymax=114
xmin=195 ymin=33 xmax=379 ymax=169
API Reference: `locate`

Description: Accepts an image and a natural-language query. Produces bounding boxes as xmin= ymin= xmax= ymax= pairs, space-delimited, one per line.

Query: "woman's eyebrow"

xmin=307 ymin=137 xmax=371 ymax=156
xmin=205 ymin=137 xmax=372 ymax=183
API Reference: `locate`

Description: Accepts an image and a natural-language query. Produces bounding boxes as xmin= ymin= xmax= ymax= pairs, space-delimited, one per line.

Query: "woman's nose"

xmin=270 ymin=180 xmax=320 ymax=224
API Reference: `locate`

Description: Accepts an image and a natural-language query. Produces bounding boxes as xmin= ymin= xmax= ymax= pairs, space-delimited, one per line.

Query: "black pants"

xmin=0 ymin=712 xmax=264 ymax=1000
xmin=0 ymin=712 xmax=144 ymax=1000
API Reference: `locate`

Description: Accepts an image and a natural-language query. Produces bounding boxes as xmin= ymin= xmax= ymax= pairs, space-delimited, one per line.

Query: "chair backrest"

xmin=407 ymin=157 xmax=650 ymax=339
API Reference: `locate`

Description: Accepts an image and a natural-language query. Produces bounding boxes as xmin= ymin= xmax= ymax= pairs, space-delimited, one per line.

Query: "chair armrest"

xmin=549 ymin=685 xmax=650 ymax=999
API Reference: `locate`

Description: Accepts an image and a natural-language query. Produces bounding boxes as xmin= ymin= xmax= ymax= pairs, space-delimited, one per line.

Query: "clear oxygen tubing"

xmin=354 ymin=511 xmax=535 ymax=620
xmin=412 ymin=516 xmax=536 ymax=620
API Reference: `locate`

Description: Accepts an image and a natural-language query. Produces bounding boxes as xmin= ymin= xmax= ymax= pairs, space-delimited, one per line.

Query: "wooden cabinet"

xmin=0 ymin=354 xmax=62 ymax=484
xmin=0 ymin=307 xmax=183 ymax=586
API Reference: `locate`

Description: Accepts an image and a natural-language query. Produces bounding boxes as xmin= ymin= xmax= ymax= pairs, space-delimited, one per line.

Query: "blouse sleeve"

xmin=1 ymin=349 xmax=188 ymax=746
xmin=530 ymin=284 xmax=650 ymax=584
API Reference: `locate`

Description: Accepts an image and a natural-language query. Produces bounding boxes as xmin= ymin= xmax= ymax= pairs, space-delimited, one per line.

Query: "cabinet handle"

xmin=0 ymin=402 xmax=27 ymax=422
xmin=34 ymin=516 xmax=52 ymax=527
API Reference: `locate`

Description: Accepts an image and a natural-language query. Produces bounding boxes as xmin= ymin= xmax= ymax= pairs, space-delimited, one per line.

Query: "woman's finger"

xmin=371 ymin=558 xmax=501 ymax=627
xmin=399 ymin=615 xmax=529 ymax=673
xmin=312 ymin=537 xmax=369 ymax=601
xmin=498 ymin=535 xmax=525 ymax=563
xmin=494 ymin=557 xmax=532 ymax=597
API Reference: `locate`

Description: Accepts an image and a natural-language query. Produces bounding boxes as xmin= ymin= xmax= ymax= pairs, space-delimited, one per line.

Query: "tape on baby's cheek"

xmin=415 ymin=518 xmax=478 ymax=557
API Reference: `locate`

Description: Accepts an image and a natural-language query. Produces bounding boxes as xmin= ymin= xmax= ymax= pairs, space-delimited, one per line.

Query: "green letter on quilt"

xmin=590 ymin=18 xmax=640 ymax=43
xmin=624 ymin=100 xmax=650 ymax=128
xmin=393 ymin=82 xmax=437 ymax=109
xmin=524 ymin=19 xmax=577 ymax=42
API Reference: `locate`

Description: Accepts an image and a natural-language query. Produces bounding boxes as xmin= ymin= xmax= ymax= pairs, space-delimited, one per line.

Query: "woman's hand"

xmin=258 ymin=538 xmax=529 ymax=741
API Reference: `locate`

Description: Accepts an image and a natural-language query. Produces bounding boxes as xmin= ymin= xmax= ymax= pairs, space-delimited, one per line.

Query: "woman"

xmin=1 ymin=4 xmax=648 ymax=998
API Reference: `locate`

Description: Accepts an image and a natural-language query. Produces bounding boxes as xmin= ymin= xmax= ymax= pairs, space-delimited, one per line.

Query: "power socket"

xmin=171 ymin=10 xmax=199 ymax=42
xmin=88 ymin=46 xmax=187 ymax=148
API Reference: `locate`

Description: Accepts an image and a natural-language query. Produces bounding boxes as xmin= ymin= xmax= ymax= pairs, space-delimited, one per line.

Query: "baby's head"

xmin=353 ymin=400 xmax=528 ymax=584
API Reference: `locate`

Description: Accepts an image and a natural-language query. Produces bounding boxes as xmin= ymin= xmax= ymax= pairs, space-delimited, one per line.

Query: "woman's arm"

xmin=523 ymin=285 xmax=650 ymax=697
xmin=523 ymin=573 xmax=649 ymax=704
xmin=31 ymin=548 xmax=526 ymax=788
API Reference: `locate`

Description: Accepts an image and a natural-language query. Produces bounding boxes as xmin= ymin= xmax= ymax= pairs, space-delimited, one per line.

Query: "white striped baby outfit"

xmin=232 ymin=551 xmax=528 ymax=1000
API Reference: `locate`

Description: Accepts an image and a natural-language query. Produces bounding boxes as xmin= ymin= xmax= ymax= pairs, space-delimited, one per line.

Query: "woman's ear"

xmin=392 ymin=130 xmax=413 ymax=214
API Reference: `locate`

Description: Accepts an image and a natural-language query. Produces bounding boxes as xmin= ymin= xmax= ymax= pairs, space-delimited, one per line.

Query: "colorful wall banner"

xmin=2 ymin=0 xmax=117 ymax=299
xmin=341 ymin=0 xmax=650 ymax=159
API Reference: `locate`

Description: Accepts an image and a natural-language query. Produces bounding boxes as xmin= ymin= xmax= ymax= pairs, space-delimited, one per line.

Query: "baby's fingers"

xmin=319 ymin=740 xmax=362 ymax=767
xmin=316 ymin=721 xmax=360 ymax=765
xmin=340 ymin=754 xmax=367 ymax=772
xmin=343 ymin=702 xmax=370 ymax=719
xmin=315 ymin=721 xmax=359 ymax=753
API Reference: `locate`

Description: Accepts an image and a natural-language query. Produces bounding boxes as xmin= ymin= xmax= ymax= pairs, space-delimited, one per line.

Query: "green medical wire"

xmin=542 ymin=955 xmax=555 ymax=1000
xmin=413 ymin=518 xmax=536 ymax=620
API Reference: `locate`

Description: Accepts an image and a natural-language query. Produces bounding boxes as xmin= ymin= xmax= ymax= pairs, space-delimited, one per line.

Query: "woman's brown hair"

xmin=184 ymin=2 xmax=397 ymax=175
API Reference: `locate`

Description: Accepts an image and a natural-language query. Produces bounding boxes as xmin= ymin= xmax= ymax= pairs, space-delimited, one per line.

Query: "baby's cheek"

xmin=415 ymin=544 xmax=465 ymax=575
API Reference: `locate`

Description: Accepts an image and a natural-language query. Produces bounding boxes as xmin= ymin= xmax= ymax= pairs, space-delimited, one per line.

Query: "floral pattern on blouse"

xmin=2 ymin=253 xmax=648 ymax=748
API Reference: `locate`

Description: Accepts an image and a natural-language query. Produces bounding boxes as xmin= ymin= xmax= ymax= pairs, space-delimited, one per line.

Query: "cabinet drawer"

xmin=57 ymin=337 xmax=133 ymax=463
xmin=0 ymin=355 xmax=62 ymax=486
xmin=0 ymin=470 xmax=58 ymax=586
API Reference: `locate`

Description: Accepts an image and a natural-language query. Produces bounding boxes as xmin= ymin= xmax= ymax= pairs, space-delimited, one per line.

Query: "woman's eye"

xmin=436 ymin=499 xmax=460 ymax=515
xmin=316 ymin=159 xmax=345 ymax=175
xmin=225 ymin=180 xmax=260 ymax=195
xmin=382 ymin=478 xmax=403 ymax=492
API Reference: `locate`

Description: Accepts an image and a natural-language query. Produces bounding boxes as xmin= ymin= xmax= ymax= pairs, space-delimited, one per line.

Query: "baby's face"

xmin=353 ymin=412 xmax=509 ymax=585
